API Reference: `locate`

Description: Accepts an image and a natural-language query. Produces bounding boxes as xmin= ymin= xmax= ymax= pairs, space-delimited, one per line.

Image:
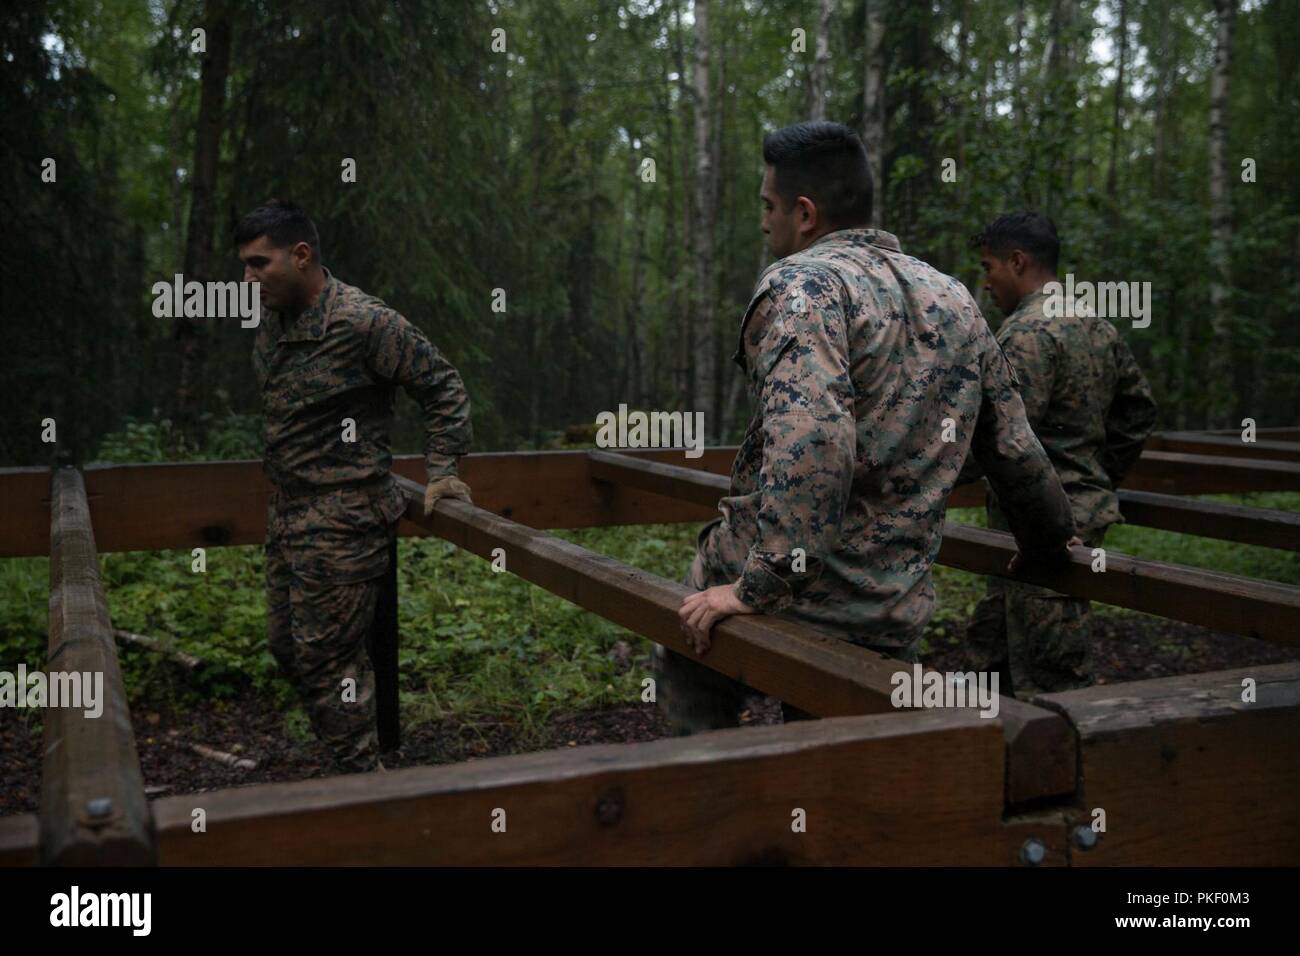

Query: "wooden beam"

xmin=1123 ymin=450 xmax=1300 ymax=494
xmin=0 ymin=450 xmax=728 ymax=558
xmin=1114 ymin=489 xmax=1300 ymax=551
xmin=937 ymin=523 xmax=1300 ymax=645
xmin=950 ymin=482 xmax=1300 ymax=550
xmin=1039 ymin=661 xmax=1300 ymax=865
xmin=151 ymin=710 xmax=1048 ymax=865
xmin=40 ymin=468 xmax=155 ymax=865
xmin=1195 ymin=426 xmax=1300 ymax=442
xmin=4 ymin=444 xmax=1294 ymax=558
xmin=1148 ymin=431 xmax=1300 ymax=463
xmin=0 ymin=815 xmax=38 ymax=867
xmin=590 ymin=451 xmax=1300 ymax=645
xmin=393 ymin=474 xmax=1075 ymax=804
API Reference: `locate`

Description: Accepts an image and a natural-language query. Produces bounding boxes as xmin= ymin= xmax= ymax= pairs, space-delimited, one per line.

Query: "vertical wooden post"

xmin=40 ymin=467 xmax=155 ymax=865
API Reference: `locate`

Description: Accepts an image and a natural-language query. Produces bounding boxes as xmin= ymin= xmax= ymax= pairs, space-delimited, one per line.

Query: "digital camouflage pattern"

xmin=963 ymin=525 xmax=1101 ymax=699
xmin=254 ymin=268 xmax=472 ymax=771
xmin=987 ymin=287 xmax=1157 ymax=539
xmin=708 ymin=227 xmax=1074 ymax=649
xmin=265 ymin=522 xmax=387 ymax=771
xmin=965 ymin=285 xmax=1156 ymax=698
xmin=253 ymin=267 xmax=472 ymax=492
xmin=656 ymin=227 xmax=1075 ymax=733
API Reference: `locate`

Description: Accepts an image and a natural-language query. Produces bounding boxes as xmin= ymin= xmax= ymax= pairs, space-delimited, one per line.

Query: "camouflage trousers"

xmin=964 ymin=526 xmax=1105 ymax=700
xmin=652 ymin=518 xmax=921 ymax=735
xmin=265 ymin=482 xmax=406 ymax=773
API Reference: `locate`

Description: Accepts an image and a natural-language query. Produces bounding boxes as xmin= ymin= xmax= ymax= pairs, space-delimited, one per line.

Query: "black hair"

xmin=761 ymin=121 xmax=873 ymax=229
xmin=233 ymin=199 xmax=322 ymax=260
xmin=970 ymin=210 xmax=1059 ymax=272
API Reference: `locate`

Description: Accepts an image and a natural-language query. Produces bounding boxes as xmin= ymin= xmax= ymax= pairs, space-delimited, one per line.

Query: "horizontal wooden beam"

xmin=1040 ymin=661 xmax=1300 ymax=865
xmin=1114 ymin=489 xmax=1300 ymax=551
xmin=1124 ymin=450 xmax=1300 ymax=494
xmin=0 ymin=450 xmax=728 ymax=558
xmin=949 ymin=482 xmax=1300 ymax=551
xmin=150 ymin=710 xmax=1048 ymax=865
xmin=936 ymin=523 xmax=1300 ymax=645
xmin=1196 ymin=426 xmax=1300 ymax=442
xmin=40 ymin=468 xmax=155 ymax=865
xmin=0 ymin=815 xmax=38 ymax=867
xmin=590 ymin=452 xmax=1300 ymax=646
xmin=1149 ymin=431 xmax=1300 ymax=463
xmin=392 ymin=474 xmax=1075 ymax=804
xmin=3 ymin=443 xmax=1295 ymax=558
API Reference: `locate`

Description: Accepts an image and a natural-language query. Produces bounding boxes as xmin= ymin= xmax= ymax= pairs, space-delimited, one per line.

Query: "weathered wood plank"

xmin=394 ymin=474 xmax=1075 ymax=804
xmin=591 ymin=451 xmax=1300 ymax=643
xmin=40 ymin=468 xmax=155 ymax=865
xmin=1038 ymin=661 xmax=1300 ymax=865
xmin=4 ymin=444 xmax=1295 ymax=558
xmin=1149 ymin=431 xmax=1300 ymax=463
xmin=937 ymin=523 xmax=1300 ymax=645
xmin=950 ymin=483 xmax=1300 ymax=550
xmin=0 ymin=451 xmax=729 ymax=558
xmin=0 ymin=814 xmax=38 ymax=867
xmin=1124 ymin=450 xmax=1300 ymax=494
xmin=151 ymin=710 xmax=1014 ymax=865
xmin=1115 ymin=489 xmax=1300 ymax=551
xmin=1197 ymin=427 xmax=1300 ymax=442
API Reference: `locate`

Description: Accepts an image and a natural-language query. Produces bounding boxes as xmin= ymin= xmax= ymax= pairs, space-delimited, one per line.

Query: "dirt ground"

xmin=3 ymin=611 xmax=1297 ymax=818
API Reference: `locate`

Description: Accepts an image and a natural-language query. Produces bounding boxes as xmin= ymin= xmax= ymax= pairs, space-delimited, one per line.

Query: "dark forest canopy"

xmin=2 ymin=0 xmax=1297 ymax=466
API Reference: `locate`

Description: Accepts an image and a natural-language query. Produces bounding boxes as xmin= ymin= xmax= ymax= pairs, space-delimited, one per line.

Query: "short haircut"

xmin=233 ymin=199 xmax=322 ymax=260
xmin=761 ymin=121 xmax=873 ymax=230
xmin=970 ymin=211 xmax=1059 ymax=272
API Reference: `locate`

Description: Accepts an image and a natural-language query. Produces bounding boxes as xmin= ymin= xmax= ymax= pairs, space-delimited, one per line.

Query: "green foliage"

xmin=95 ymin=392 xmax=261 ymax=464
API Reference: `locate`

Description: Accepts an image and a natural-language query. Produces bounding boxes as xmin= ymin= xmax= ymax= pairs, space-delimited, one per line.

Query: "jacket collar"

xmin=1009 ymin=286 xmax=1051 ymax=321
xmin=808 ymin=226 xmax=902 ymax=253
xmin=276 ymin=268 xmax=339 ymax=342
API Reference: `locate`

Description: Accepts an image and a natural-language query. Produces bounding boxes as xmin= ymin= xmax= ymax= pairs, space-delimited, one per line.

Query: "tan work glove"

xmin=423 ymin=475 xmax=473 ymax=516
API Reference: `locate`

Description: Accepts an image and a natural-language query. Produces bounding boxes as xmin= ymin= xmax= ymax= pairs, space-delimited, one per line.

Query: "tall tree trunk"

xmin=1105 ymin=0 xmax=1128 ymax=201
xmin=951 ymin=0 xmax=972 ymax=273
xmin=627 ymin=153 xmax=647 ymax=407
xmin=807 ymin=0 xmax=833 ymax=121
xmin=656 ymin=45 xmax=682 ymax=409
xmin=691 ymin=0 xmax=717 ymax=431
xmin=177 ymin=0 xmax=234 ymax=442
xmin=1012 ymin=0 xmax=1025 ymax=130
xmin=1150 ymin=1 xmax=1177 ymax=199
xmin=1040 ymin=0 xmax=1073 ymax=217
xmin=672 ymin=0 xmax=693 ymax=408
xmin=862 ymin=0 xmax=885 ymax=228
xmin=1206 ymin=0 xmax=1236 ymax=427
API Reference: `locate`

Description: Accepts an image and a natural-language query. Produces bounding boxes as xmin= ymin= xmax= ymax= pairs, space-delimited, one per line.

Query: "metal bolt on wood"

xmin=1072 ymin=826 xmax=1099 ymax=850
xmin=1020 ymin=838 xmax=1046 ymax=866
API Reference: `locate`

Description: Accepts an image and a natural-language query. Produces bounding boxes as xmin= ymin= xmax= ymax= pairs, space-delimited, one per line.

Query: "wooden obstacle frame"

xmin=1 ymin=430 xmax=1298 ymax=866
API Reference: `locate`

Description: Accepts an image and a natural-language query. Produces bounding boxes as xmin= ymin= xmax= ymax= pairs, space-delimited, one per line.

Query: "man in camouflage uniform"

xmin=237 ymin=200 xmax=473 ymax=772
xmin=660 ymin=123 xmax=1078 ymax=734
xmin=963 ymin=211 xmax=1157 ymax=698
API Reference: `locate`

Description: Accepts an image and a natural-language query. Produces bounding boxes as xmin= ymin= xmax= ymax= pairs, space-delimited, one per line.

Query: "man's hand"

xmin=1007 ymin=535 xmax=1084 ymax=574
xmin=679 ymin=583 xmax=756 ymax=656
xmin=423 ymin=475 xmax=473 ymax=516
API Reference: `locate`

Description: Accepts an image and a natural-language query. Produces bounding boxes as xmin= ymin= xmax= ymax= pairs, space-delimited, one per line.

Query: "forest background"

xmin=3 ymin=0 xmax=1297 ymax=468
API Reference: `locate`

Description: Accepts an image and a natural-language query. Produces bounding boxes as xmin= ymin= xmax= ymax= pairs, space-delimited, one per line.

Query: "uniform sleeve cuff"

xmin=426 ymin=452 xmax=459 ymax=479
xmin=736 ymin=556 xmax=794 ymax=614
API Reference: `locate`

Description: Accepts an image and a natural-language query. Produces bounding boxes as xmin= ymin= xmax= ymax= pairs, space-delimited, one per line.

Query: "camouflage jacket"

xmin=718 ymin=228 xmax=1074 ymax=643
xmin=253 ymin=270 xmax=472 ymax=581
xmin=991 ymin=287 xmax=1157 ymax=538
